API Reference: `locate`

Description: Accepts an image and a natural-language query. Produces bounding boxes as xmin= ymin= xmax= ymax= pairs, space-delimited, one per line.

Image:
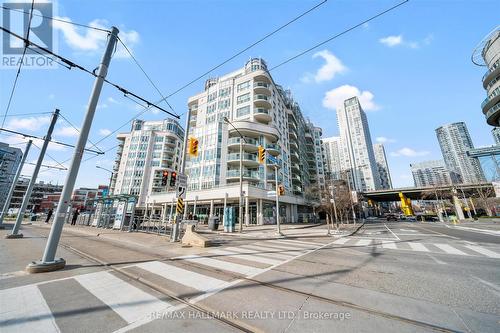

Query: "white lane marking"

xmin=355 ymin=239 xmax=372 ymax=246
xmin=209 ymin=249 xmax=281 ymax=266
xmin=136 ymin=261 xmax=227 ymax=292
xmin=265 ymin=240 xmax=312 ymax=250
xmin=0 ymin=285 xmax=60 ymax=333
xmin=179 ymin=255 xmax=264 ymax=276
xmin=427 ymin=254 xmax=447 ymax=265
xmin=408 ymin=243 xmax=430 ymax=252
xmin=472 ymin=276 xmax=500 ymax=297
xmin=333 ymin=238 xmax=350 ymax=245
xmin=399 ymin=228 xmax=417 ymax=232
xmin=465 ymin=245 xmax=500 ymax=258
xmin=75 ymin=271 xmax=171 ymax=324
xmin=450 ymin=225 xmax=500 ymax=236
xmin=384 ymin=223 xmax=400 ymax=240
xmin=434 ymin=244 xmax=468 ymax=256
xmin=237 ymin=245 xmax=296 ymax=259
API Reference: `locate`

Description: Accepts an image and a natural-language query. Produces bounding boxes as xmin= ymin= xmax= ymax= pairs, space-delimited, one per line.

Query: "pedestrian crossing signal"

xmin=161 ymin=171 xmax=169 ymax=186
xmin=258 ymin=145 xmax=266 ymax=164
xmin=189 ymin=137 xmax=199 ymax=157
xmin=278 ymin=184 xmax=285 ymax=196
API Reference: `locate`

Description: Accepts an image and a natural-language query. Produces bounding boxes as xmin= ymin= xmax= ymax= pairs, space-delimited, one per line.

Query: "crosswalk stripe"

xmin=0 ymin=285 xmax=60 ymax=333
xmin=333 ymin=238 xmax=350 ymax=245
xmin=238 ymin=245 xmax=296 ymax=259
xmin=382 ymin=241 xmax=397 ymax=249
xmin=272 ymin=239 xmax=322 ymax=247
xmin=266 ymin=240 xmax=314 ymax=249
xmin=465 ymin=245 xmax=500 ymax=258
xmin=180 ymin=255 xmax=264 ymax=276
xmin=136 ymin=261 xmax=227 ymax=292
xmin=75 ymin=271 xmax=171 ymax=324
xmin=408 ymin=243 xmax=430 ymax=252
xmin=434 ymin=244 xmax=468 ymax=256
xmin=209 ymin=249 xmax=282 ymax=266
xmin=355 ymin=239 xmax=372 ymax=246
xmin=255 ymin=242 xmax=308 ymax=252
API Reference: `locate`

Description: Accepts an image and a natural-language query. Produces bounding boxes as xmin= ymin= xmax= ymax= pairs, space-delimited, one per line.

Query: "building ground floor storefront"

xmin=141 ymin=183 xmax=317 ymax=226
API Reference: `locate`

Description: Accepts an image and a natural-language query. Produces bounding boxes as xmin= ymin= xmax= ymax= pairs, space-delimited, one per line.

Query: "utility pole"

xmin=7 ymin=110 xmax=59 ymax=239
xmin=27 ymin=27 xmax=119 ymax=273
xmin=171 ymin=107 xmax=191 ymax=242
xmin=0 ymin=140 xmax=32 ymax=228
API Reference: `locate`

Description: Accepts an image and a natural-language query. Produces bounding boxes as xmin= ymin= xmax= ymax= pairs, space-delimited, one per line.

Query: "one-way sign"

xmin=176 ymin=173 xmax=188 ymax=199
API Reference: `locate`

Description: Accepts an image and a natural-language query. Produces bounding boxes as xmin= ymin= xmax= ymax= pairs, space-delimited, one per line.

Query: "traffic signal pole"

xmin=0 ymin=139 xmax=32 ymax=228
xmin=27 ymin=27 xmax=120 ymax=273
xmin=274 ymin=164 xmax=282 ymax=236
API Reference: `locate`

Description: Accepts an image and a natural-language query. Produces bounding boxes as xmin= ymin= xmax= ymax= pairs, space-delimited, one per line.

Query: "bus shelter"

xmin=90 ymin=194 xmax=137 ymax=231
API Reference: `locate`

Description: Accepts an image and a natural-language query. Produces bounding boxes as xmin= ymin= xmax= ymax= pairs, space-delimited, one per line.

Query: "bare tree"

xmin=472 ymin=185 xmax=497 ymax=217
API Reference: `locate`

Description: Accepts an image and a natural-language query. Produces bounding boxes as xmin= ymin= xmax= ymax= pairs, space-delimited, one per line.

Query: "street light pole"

xmin=96 ymin=165 xmax=113 ymax=196
xmin=224 ymin=117 xmax=246 ymax=233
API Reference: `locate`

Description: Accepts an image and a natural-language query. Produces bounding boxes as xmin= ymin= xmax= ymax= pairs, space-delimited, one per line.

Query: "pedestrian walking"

xmin=45 ymin=208 xmax=53 ymax=224
xmin=71 ymin=209 xmax=80 ymax=226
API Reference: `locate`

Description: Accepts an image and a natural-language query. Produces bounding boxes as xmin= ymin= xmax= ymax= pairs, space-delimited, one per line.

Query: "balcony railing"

xmin=481 ymin=86 xmax=500 ymax=109
xmin=254 ymin=94 xmax=269 ymax=101
xmin=483 ymin=58 xmax=500 ymax=81
xmin=227 ymin=169 xmax=260 ymax=178
xmin=254 ymin=81 xmax=270 ymax=89
xmin=227 ymin=153 xmax=258 ymax=162
xmin=227 ymin=137 xmax=258 ymax=146
xmin=254 ymin=108 xmax=269 ymax=115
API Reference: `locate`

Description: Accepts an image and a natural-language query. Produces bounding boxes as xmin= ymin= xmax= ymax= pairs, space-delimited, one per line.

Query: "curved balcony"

xmin=293 ymin=185 xmax=302 ymax=193
xmin=253 ymin=81 xmax=271 ymax=95
xmin=289 ymin=140 xmax=298 ymax=150
xmin=483 ymin=59 xmax=500 ymax=89
xmin=266 ymin=143 xmax=280 ymax=156
xmin=482 ymin=87 xmax=500 ymax=113
xmin=291 ymin=163 xmax=300 ymax=171
xmin=227 ymin=153 xmax=259 ymax=166
xmin=226 ymin=169 xmax=260 ymax=181
xmin=254 ymin=94 xmax=272 ymax=108
xmin=291 ymin=151 xmax=300 ymax=162
xmin=189 ymin=115 xmax=197 ymax=125
xmin=228 ymin=120 xmax=279 ymax=142
xmin=486 ymin=102 xmax=500 ymax=126
xmin=164 ymin=139 xmax=177 ymax=147
xmin=227 ymin=137 xmax=259 ymax=151
xmin=289 ymin=130 xmax=297 ymax=140
xmin=254 ymin=108 xmax=272 ymax=122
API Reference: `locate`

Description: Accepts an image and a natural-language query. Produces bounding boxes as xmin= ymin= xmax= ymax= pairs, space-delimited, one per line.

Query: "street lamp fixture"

xmin=96 ymin=165 xmax=113 ymax=196
xmin=223 ymin=117 xmax=245 ymax=233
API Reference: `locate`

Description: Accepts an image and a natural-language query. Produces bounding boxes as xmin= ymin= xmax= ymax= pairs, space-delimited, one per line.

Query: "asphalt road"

xmin=1 ymin=220 xmax=499 ymax=332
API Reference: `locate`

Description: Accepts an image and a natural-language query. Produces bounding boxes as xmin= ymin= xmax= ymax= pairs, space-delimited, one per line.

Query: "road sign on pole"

xmin=176 ymin=173 xmax=187 ymax=199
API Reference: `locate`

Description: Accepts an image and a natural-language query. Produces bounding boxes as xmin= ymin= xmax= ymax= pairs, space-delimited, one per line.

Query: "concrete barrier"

xmin=181 ymin=224 xmax=211 ymax=247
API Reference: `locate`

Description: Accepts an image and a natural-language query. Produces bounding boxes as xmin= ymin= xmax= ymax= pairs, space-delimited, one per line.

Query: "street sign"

xmin=176 ymin=173 xmax=188 ymax=199
xmin=176 ymin=198 xmax=184 ymax=215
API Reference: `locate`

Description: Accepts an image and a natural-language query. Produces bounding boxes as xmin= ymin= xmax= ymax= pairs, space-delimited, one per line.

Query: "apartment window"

xmin=237 ymin=81 xmax=250 ymax=92
xmin=218 ymin=99 xmax=230 ymax=110
xmin=236 ymin=106 xmax=250 ymax=117
xmin=219 ymin=87 xmax=231 ymax=97
xmin=208 ymin=92 xmax=217 ymax=102
xmin=237 ymin=93 xmax=250 ymax=104
xmin=207 ymin=103 xmax=216 ymax=114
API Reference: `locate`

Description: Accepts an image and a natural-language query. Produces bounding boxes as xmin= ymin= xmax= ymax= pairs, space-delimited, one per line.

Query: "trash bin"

xmin=208 ymin=216 xmax=220 ymax=231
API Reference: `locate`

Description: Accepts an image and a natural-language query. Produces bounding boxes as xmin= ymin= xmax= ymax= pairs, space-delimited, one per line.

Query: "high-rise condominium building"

xmin=111 ymin=119 xmax=185 ymax=206
xmin=322 ymin=136 xmax=343 ymax=181
xmin=435 ymin=122 xmax=485 ymax=183
xmin=373 ymin=143 xmax=392 ymax=189
xmin=0 ymin=142 xmax=22 ymax=210
xmin=147 ymin=58 xmax=324 ymax=223
xmin=472 ymin=26 xmax=500 ymax=126
xmin=337 ymin=96 xmax=381 ymax=191
xmin=492 ymin=127 xmax=500 ymax=144
xmin=410 ymin=160 xmax=452 ymax=187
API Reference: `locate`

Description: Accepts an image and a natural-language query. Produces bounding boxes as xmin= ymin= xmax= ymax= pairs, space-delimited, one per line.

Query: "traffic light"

xmin=258 ymin=145 xmax=266 ymax=164
xmin=170 ymin=171 xmax=177 ymax=187
xmin=188 ymin=137 xmax=199 ymax=157
xmin=278 ymin=184 xmax=285 ymax=196
xmin=161 ymin=170 xmax=169 ymax=186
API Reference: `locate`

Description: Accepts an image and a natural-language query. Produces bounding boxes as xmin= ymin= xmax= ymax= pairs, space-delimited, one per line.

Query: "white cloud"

xmin=379 ymin=34 xmax=433 ymax=49
xmin=99 ymin=128 xmax=112 ymax=136
xmin=322 ymin=85 xmax=379 ymax=111
xmin=390 ymin=147 xmax=429 ymax=157
xmin=6 ymin=116 xmax=51 ymax=132
xmin=379 ymin=35 xmax=403 ymax=47
xmin=55 ymin=126 xmax=79 ymax=137
xmin=376 ymin=136 xmax=396 ymax=144
xmin=107 ymin=97 xmax=120 ymax=104
xmin=301 ymin=50 xmax=347 ymax=84
xmin=53 ymin=17 xmax=139 ymax=58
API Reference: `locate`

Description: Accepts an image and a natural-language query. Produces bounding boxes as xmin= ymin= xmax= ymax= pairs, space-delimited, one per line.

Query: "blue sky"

xmin=0 ymin=0 xmax=498 ymax=188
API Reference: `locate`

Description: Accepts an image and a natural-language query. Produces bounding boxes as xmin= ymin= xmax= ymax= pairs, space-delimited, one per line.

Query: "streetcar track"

xmin=54 ymin=231 xmax=459 ymax=333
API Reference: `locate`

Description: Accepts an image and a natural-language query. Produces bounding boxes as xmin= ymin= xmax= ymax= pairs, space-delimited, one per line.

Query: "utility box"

xmin=208 ymin=216 xmax=220 ymax=231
